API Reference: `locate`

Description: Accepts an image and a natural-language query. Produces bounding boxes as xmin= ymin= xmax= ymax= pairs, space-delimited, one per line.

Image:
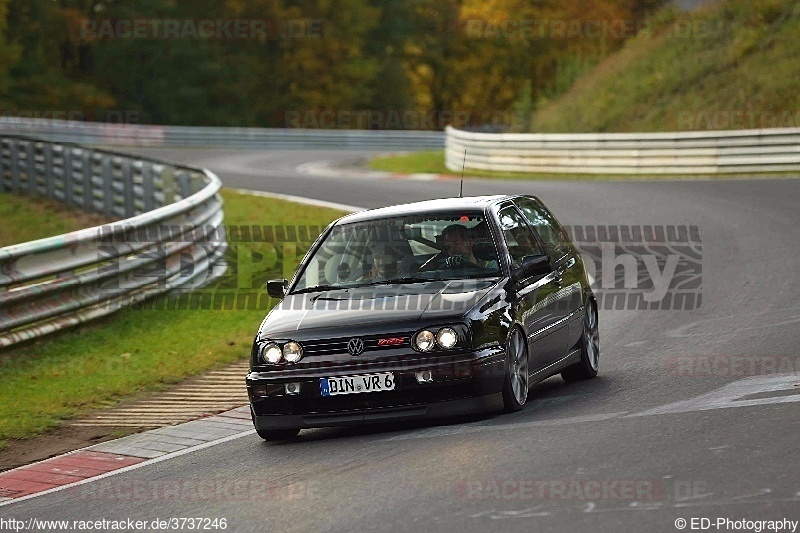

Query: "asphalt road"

xmin=5 ymin=148 xmax=800 ymax=532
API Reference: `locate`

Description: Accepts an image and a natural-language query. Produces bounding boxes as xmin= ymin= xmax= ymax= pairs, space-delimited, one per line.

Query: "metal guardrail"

xmin=0 ymin=118 xmax=445 ymax=151
xmin=445 ymin=126 xmax=800 ymax=174
xmin=0 ymin=135 xmax=226 ymax=348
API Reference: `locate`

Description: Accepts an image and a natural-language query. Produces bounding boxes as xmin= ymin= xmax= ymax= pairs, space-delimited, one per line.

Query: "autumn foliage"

xmin=0 ymin=0 xmax=661 ymax=130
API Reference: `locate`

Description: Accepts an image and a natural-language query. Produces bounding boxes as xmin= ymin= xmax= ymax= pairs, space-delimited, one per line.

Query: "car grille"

xmin=301 ymin=333 xmax=413 ymax=357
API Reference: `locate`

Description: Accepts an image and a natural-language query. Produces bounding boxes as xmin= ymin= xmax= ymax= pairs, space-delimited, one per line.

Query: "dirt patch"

xmin=0 ymin=424 xmax=138 ymax=473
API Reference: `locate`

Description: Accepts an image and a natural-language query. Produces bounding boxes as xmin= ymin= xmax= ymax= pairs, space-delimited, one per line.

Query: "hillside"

xmin=531 ymin=0 xmax=800 ymax=132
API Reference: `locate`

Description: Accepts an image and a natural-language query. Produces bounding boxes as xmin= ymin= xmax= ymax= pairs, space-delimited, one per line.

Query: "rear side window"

xmin=497 ymin=206 xmax=544 ymax=269
xmin=514 ymin=198 xmax=571 ymax=260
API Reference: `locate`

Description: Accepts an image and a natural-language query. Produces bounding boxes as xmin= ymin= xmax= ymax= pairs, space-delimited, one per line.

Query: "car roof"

xmin=338 ymin=195 xmax=516 ymax=224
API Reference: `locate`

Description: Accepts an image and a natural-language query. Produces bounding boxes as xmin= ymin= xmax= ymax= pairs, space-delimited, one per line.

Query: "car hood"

xmin=258 ymin=279 xmax=500 ymax=338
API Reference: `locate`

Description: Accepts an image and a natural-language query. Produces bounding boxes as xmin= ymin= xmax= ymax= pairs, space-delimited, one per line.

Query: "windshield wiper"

xmin=355 ymin=277 xmax=450 ymax=287
xmin=291 ymin=284 xmax=344 ymax=294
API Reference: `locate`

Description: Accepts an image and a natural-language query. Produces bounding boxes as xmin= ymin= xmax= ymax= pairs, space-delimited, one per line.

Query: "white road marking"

xmin=629 ymin=374 xmax=800 ymax=417
xmin=230 ymin=188 xmax=362 ymax=213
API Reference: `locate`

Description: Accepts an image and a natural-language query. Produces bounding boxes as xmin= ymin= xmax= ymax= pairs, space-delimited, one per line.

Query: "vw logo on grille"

xmin=347 ymin=337 xmax=365 ymax=356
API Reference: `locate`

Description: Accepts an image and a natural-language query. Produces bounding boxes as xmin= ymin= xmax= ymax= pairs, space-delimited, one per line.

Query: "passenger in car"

xmin=358 ymin=244 xmax=400 ymax=281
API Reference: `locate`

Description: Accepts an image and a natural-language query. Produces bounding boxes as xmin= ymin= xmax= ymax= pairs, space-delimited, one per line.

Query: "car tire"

xmin=562 ymin=299 xmax=599 ymax=382
xmin=250 ymin=406 xmax=300 ymax=441
xmin=502 ymin=328 xmax=529 ymax=412
xmin=256 ymin=428 xmax=300 ymax=441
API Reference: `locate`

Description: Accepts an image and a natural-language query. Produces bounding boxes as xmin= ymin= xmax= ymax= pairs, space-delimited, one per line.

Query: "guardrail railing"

xmin=0 ymin=135 xmax=226 ymax=348
xmin=0 ymin=118 xmax=445 ymax=151
xmin=445 ymin=126 xmax=800 ymax=174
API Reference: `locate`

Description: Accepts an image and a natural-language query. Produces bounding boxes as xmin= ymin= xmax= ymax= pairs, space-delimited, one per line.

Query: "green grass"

xmin=368 ymin=150 xmax=797 ymax=181
xmin=0 ymin=192 xmax=112 ymax=247
xmin=531 ymin=0 xmax=800 ymax=132
xmin=0 ymin=190 xmax=346 ymax=444
xmin=368 ymin=150 xmax=615 ymax=180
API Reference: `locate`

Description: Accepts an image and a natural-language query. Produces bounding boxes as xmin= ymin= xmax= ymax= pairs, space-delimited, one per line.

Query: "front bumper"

xmin=247 ymin=347 xmax=506 ymax=430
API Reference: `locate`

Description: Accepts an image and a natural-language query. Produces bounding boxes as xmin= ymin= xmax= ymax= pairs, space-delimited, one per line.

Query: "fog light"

xmin=415 ymin=370 xmax=434 ymax=383
xmin=284 ymin=382 xmax=301 ymax=395
xmin=251 ymin=384 xmax=268 ymax=397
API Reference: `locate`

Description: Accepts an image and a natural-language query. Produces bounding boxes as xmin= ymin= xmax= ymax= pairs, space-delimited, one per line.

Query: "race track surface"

xmin=5 ymin=148 xmax=799 ymax=532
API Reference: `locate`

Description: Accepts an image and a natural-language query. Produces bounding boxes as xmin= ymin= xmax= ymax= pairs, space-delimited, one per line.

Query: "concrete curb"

xmin=0 ymin=406 xmax=254 ymax=506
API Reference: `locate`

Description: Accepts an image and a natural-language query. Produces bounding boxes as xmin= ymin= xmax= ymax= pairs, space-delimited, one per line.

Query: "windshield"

xmin=292 ymin=211 xmax=502 ymax=292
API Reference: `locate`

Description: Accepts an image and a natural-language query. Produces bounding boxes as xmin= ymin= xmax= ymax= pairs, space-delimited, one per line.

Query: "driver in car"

xmin=441 ymin=224 xmax=481 ymax=267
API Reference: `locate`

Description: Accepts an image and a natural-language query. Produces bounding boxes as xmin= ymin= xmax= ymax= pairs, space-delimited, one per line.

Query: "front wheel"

xmin=502 ymin=328 xmax=529 ymax=412
xmin=562 ymin=299 xmax=599 ymax=382
xmin=256 ymin=428 xmax=300 ymax=441
xmin=251 ymin=406 xmax=300 ymax=441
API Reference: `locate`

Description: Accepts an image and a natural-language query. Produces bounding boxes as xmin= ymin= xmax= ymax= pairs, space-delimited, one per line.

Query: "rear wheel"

xmin=502 ymin=328 xmax=529 ymax=412
xmin=562 ymin=299 xmax=599 ymax=382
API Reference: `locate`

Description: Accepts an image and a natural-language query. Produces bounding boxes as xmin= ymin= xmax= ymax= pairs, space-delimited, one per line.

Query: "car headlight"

xmin=261 ymin=343 xmax=283 ymax=364
xmin=283 ymin=341 xmax=303 ymax=363
xmin=414 ymin=325 xmax=466 ymax=352
xmin=436 ymin=327 xmax=457 ymax=349
xmin=415 ymin=330 xmax=436 ymax=352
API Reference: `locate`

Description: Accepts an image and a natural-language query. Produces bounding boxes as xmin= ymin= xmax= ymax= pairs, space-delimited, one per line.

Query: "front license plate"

xmin=320 ymin=372 xmax=395 ymax=397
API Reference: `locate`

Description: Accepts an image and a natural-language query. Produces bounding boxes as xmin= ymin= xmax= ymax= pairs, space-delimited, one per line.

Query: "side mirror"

xmin=266 ymin=279 xmax=288 ymax=298
xmin=510 ymin=254 xmax=552 ymax=284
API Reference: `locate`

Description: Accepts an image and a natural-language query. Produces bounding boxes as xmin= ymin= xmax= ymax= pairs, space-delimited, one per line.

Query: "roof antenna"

xmin=459 ymin=149 xmax=466 ymax=198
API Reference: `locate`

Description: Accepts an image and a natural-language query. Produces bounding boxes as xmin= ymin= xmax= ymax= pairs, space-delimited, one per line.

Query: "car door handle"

xmin=557 ymin=257 xmax=576 ymax=276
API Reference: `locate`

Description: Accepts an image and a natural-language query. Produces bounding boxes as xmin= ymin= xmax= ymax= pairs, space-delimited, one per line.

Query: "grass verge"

xmin=532 ymin=0 xmax=800 ymax=132
xmin=0 ymin=192 xmax=112 ymax=247
xmin=0 ymin=189 xmax=347 ymax=446
xmin=368 ymin=151 xmax=797 ymax=181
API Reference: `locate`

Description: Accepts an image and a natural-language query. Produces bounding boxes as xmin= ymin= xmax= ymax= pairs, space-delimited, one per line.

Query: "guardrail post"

xmin=142 ymin=162 xmax=156 ymax=212
xmin=122 ymin=158 xmax=135 ymax=217
xmin=63 ymin=145 xmax=75 ymax=207
xmin=81 ymin=148 xmax=93 ymax=211
xmin=101 ymin=154 xmax=114 ymax=216
xmin=25 ymin=140 xmax=36 ymax=195
xmin=176 ymin=171 xmax=192 ymax=200
xmin=43 ymin=143 xmax=54 ymax=200
xmin=9 ymin=139 xmax=20 ymax=192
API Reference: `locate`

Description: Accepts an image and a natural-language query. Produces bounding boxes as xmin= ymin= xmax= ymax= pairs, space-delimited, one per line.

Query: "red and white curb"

xmin=0 ymin=406 xmax=254 ymax=506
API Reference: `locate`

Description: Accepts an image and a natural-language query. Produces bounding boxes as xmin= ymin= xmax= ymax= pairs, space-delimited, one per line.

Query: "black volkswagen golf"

xmin=247 ymin=195 xmax=598 ymax=440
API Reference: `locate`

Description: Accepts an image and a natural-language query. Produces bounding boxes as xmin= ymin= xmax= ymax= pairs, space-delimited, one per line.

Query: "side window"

xmin=515 ymin=198 xmax=571 ymax=260
xmin=497 ymin=206 xmax=544 ymax=269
